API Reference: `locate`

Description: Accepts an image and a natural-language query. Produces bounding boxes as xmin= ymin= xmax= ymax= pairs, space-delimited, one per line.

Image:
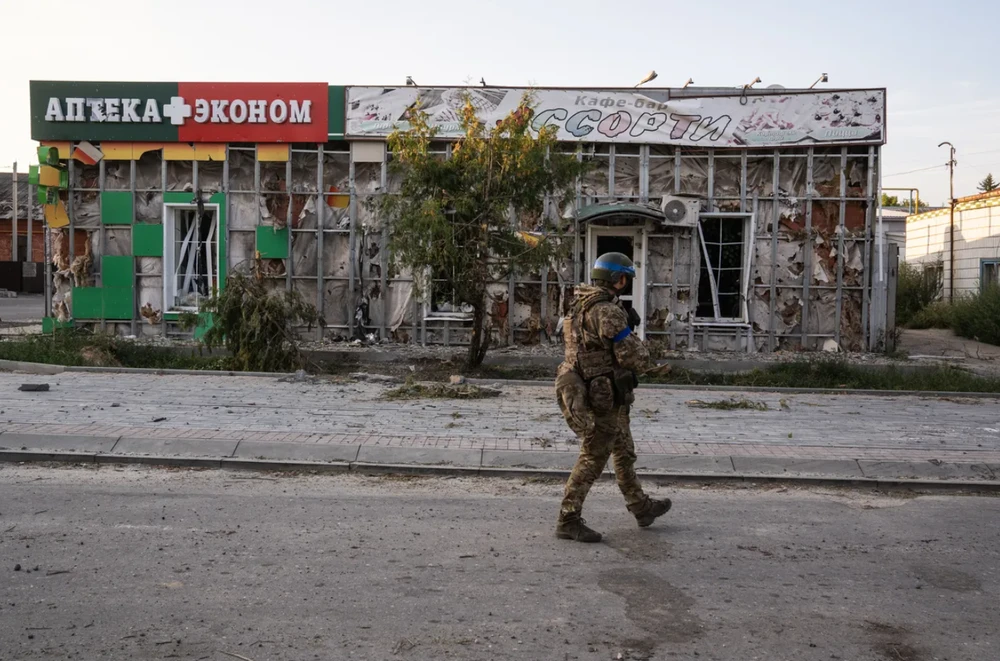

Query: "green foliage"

xmin=382 ymin=378 xmax=502 ymax=401
xmin=642 ymin=359 xmax=1000 ymax=393
xmin=374 ymin=93 xmax=589 ymax=368
xmin=951 ymin=286 xmax=1000 ymax=345
xmin=0 ymin=329 xmax=225 ymax=370
xmin=977 ymin=173 xmax=999 ymax=193
xmin=905 ymin=287 xmax=1000 ymax=346
xmin=907 ymin=300 xmax=956 ymax=329
xmin=881 ymin=193 xmax=926 ymax=211
xmin=896 ymin=261 xmax=942 ymax=326
xmin=192 ymin=270 xmax=323 ymax=372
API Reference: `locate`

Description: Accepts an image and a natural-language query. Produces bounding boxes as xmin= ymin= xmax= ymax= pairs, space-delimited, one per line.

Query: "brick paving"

xmin=2 ymin=372 xmax=1000 ymax=464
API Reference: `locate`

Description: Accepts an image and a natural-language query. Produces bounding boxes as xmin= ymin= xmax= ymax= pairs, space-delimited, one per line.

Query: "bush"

xmin=896 ymin=262 xmax=941 ymax=326
xmin=192 ymin=270 xmax=323 ymax=373
xmin=907 ymin=300 xmax=956 ymax=330
xmin=951 ymin=286 xmax=1000 ymax=346
xmin=904 ymin=287 xmax=1000 ymax=346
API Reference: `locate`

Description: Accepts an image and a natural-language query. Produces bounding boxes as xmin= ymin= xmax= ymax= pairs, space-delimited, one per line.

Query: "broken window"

xmin=983 ymin=260 xmax=999 ymax=293
xmin=696 ymin=214 xmax=752 ymax=322
xmin=163 ymin=205 xmax=219 ymax=311
xmin=922 ymin=263 xmax=944 ymax=300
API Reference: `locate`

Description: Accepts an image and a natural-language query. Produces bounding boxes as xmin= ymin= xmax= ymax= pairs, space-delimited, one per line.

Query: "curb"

xmin=4 ymin=357 xmax=999 ymax=398
xmin=467 ymin=378 xmax=1000 ymax=399
xmin=2 ymin=449 xmax=998 ymax=493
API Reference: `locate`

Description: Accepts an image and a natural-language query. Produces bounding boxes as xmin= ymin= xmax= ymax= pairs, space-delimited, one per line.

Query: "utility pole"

xmin=11 ymin=163 xmax=17 ymax=263
xmin=938 ymin=142 xmax=956 ymax=301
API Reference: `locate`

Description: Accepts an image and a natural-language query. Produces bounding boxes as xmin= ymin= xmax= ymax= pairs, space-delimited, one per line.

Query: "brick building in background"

xmin=1 ymin=172 xmax=45 ymax=292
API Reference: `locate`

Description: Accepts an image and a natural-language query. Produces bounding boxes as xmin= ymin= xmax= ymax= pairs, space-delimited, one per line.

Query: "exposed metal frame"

xmin=47 ymin=138 xmax=883 ymax=355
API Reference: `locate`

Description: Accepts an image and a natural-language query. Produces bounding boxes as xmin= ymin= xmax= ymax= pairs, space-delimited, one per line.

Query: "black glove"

xmin=626 ymin=306 xmax=642 ymax=331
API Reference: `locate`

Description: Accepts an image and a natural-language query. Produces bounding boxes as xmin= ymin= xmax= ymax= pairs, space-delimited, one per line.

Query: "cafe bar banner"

xmin=346 ymin=86 xmax=885 ymax=147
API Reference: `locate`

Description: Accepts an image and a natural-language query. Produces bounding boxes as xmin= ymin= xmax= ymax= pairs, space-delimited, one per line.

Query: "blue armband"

xmin=612 ymin=327 xmax=632 ymax=343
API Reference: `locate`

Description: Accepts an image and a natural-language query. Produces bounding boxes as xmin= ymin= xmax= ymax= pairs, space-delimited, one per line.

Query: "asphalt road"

xmin=0 ymin=294 xmax=43 ymax=324
xmin=1 ymin=466 xmax=997 ymax=661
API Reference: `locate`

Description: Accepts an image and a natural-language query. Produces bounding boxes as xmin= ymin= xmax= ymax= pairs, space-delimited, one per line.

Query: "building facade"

xmin=26 ymin=80 xmax=889 ymax=351
xmin=906 ymin=191 xmax=1000 ymax=298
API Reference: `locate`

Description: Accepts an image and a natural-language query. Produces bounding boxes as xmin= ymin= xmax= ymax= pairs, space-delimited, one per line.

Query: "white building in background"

xmin=906 ymin=191 xmax=1000 ymax=297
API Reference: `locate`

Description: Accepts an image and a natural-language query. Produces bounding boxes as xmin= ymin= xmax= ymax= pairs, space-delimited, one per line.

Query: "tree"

xmin=977 ymin=173 xmax=999 ymax=193
xmin=880 ymin=193 xmax=926 ymax=212
xmin=376 ymin=94 xmax=587 ymax=368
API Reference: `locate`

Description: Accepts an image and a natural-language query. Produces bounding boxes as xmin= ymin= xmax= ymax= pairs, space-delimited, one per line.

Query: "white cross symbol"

xmin=162 ymin=96 xmax=192 ymax=125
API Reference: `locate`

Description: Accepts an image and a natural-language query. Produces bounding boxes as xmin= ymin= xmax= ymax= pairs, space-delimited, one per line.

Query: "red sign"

xmin=174 ymin=82 xmax=328 ymax=143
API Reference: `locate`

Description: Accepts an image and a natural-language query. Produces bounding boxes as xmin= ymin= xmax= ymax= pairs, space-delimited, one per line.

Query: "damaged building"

xmin=26 ymin=80 xmax=890 ymax=351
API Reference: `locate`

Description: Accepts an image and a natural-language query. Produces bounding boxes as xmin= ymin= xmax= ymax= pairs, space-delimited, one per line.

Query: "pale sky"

xmin=1 ymin=0 xmax=997 ymax=205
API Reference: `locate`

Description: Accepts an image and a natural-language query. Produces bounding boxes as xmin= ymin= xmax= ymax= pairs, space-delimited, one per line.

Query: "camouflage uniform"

xmin=556 ymin=284 xmax=652 ymax=521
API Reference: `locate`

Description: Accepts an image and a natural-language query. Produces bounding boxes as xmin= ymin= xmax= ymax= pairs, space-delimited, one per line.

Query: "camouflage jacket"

xmin=560 ymin=284 xmax=650 ymax=378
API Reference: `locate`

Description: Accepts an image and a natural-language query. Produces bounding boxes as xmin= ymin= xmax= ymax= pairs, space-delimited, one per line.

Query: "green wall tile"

xmin=101 ymin=255 xmax=134 ymax=288
xmin=41 ymin=317 xmax=73 ymax=333
xmin=132 ymin=223 xmax=164 ymax=257
xmin=256 ymin=226 xmax=289 ymax=259
xmin=72 ymin=287 xmax=103 ymax=319
xmin=101 ymin=191 xmax=133 ymax=225
xmin=103 ymin=287 xmax=134 ymax=320
xmin=164 ymin=192 xmax=195 ymax=204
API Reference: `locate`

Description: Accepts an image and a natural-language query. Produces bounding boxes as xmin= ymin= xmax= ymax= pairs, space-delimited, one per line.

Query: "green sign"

xmin=30 ymin=81 xmax=347 ymax=142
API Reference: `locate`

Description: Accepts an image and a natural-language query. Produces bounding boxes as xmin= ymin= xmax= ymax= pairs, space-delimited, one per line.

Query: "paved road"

xmin=0 ymin=465 xmax=997 ymax=661
xmin=2 ymin=372 xmax=1000 ymax=469
xmin=0 ymin=294 xmax=44 ymax=324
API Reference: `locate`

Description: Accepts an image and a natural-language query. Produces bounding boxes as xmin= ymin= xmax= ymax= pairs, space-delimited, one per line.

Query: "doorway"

xmin=586 ymin=226 xmax=646 ymax=339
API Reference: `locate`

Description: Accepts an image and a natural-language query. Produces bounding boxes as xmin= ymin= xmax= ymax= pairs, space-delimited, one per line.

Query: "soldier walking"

xmin=554 ymin=252 xmax=672 ymax=542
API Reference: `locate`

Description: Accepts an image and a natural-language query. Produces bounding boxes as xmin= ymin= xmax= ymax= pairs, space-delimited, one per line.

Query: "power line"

xmin=883 ymin=163 xmax=946 ymax=178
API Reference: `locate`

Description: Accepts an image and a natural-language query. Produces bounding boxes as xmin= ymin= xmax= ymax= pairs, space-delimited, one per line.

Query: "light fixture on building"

xmin=480 ymin=78 xmax=487 ymax=87
xmin=809 ymin=73 xmax=829 ymax=89
xmin=744 ymin=77 xmax=762 ymax=89
xmin=681 ymin=78 xmax=694 ymax=89
xmin=635 ymin=71 xmax=658 ymax=87
xmin=406 ymin=76 xmax=417 ymax=86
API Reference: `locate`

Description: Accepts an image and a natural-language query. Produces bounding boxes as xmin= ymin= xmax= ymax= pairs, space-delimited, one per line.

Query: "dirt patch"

xmin=866 ymin=621 xmax=923 ymax=661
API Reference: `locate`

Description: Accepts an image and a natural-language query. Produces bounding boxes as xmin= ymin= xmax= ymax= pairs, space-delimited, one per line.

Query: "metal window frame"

xmin=162 ymin=202 xmax=221 ymax=314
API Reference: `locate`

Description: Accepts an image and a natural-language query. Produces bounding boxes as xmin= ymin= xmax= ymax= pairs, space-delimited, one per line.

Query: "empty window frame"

xmin=922 ymin=263 xmax=944 ymax=300
xmin=983 ymin=259 xmax=1000 ymax=293
xmin=695 ymin=213 xmax=754 ymax=322
xmin=163 ymin=204 xmax=220 ymax=311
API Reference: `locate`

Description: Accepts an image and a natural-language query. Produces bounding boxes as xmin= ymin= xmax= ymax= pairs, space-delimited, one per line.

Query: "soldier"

xmin=554 ymin=252 xmax=671 ymax=543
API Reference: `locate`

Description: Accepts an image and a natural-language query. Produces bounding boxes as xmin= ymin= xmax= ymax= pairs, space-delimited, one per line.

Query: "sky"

xmin=1 ymin=0 xmax=998 ymax=206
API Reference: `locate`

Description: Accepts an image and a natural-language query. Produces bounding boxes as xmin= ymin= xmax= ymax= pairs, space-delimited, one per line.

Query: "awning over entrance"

xmin=576 ymin=201 xmax=664 ymax=226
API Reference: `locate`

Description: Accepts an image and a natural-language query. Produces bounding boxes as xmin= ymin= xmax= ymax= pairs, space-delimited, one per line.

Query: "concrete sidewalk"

xmin=1 ymin=371 xmax=999 ymax=487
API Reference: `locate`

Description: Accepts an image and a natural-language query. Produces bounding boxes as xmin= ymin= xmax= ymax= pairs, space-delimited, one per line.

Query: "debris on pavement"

xmin=18 ymin=384 xmax=50 ymax=392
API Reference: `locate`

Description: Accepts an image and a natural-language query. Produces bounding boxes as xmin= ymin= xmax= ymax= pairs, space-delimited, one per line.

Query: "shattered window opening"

xmin=696 ymin=215 xmax=751 ymax=322
xmin=164 ymin=205 xmax=219 ymax=312
xmin=982 ymin=260 xmax=999 ymax=294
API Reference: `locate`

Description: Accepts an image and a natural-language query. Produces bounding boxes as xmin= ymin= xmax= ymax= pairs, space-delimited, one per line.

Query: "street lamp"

xmin=809 ymin=73 xmax=829 ymax=89
xmin=744 ymin=77 xmax=761 ymax=89
xmin=681 ymin=78 xmax=694 ymax=89
xmin=635 ymin=71 xmax=658 ymax=87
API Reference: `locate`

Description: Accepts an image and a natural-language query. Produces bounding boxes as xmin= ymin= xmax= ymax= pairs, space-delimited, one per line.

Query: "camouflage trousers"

xmin=558 ymin=405 xmax=647 ymax=520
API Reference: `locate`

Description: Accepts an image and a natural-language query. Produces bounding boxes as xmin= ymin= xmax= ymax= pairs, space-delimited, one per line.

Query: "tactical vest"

xmin=563 ymin=288 xmax=636 ymax=410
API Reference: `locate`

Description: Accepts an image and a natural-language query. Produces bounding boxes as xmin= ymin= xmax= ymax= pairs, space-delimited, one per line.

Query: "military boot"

xmin=631 ymin=497 xmax=672 ymax=528
xmin=555 ymin=516 xmax=602 ymax=543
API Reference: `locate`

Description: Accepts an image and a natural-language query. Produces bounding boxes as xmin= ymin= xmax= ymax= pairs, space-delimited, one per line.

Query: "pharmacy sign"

xmin=31 ymin=81 xmax=330 ymax=143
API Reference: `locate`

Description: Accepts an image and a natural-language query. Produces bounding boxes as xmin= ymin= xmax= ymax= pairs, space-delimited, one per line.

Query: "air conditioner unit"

xmin=660 ymin=195 xmax=702 ymax=228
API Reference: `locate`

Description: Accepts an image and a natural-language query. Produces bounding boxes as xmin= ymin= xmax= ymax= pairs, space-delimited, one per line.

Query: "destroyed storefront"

xmin=28 ymin=81 xmax=888 ymax=351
